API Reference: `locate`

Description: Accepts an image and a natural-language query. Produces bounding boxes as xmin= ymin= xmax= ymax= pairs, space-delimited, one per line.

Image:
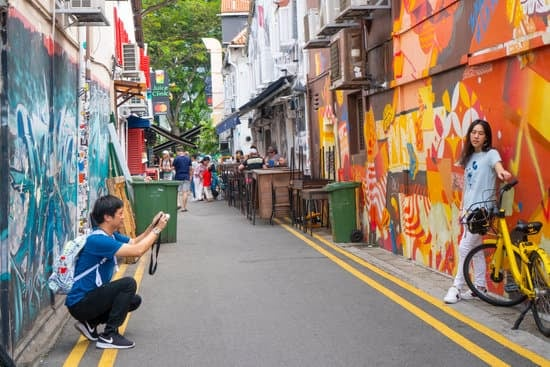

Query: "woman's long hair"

xmin=458 ymin=119 xmax=493 ymax=167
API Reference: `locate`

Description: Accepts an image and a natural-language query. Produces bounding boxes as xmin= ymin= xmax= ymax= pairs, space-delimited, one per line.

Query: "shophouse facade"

xmin=219 ymin=0 xmax=311 ymax=173
xmin=223 ymin=1 xmax=550 ymax=278
xmin=0 ymin=0 xmax=146 ymax=362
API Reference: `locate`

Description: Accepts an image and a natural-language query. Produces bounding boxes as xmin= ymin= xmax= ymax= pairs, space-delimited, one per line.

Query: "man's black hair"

xmin=90 ymin=195 xmax=124 ymax=227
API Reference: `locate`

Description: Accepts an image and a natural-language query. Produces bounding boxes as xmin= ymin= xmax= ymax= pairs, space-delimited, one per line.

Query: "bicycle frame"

xmin=464 ymin=179 xmax=550 ymax=334
xmin=486 ymin=206 xmax=550 ymax=299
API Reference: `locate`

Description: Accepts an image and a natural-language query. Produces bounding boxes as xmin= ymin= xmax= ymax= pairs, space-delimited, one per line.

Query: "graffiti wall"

xmin=1 ymin=9 xmax=112 ymax=349
xmin=359 ymin=1 xmax=550 ymax=278
xmin=4 ymin=10 xmax=79 ymax=347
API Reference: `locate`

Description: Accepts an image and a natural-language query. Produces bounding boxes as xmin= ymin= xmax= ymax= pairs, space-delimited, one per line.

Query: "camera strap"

xmin=148 ymin=233 xmax=161 ymax=275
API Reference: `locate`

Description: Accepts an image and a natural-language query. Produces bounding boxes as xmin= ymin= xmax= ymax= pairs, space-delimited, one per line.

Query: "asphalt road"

xmin=38 ymin=199 xmax=550 ymax=367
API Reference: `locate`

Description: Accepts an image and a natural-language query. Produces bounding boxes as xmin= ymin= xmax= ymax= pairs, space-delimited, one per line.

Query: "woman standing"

xmin=444 ymin=119 xmax=512 ymax=304
xmin=160 ymin=150 xmax=173 ymax=180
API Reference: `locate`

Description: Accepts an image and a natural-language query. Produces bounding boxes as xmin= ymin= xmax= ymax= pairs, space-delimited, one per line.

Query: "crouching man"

xmin=66 ymin=194 xmax=170 ymax=349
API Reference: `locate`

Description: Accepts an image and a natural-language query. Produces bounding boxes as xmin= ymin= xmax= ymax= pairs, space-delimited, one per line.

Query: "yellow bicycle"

xmin=463 ymin=179 xmax=550 ymax=336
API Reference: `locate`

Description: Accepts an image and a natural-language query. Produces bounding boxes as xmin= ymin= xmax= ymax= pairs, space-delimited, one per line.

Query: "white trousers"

xmin=193 ymin=177 xmax=203 ymax=200
xmin=453 ymin=226 xmax=486 ymax=289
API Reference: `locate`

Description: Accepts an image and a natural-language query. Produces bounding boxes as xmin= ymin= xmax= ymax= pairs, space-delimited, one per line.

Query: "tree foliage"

xmin=142 ymin=0 xmax=221 ymax=154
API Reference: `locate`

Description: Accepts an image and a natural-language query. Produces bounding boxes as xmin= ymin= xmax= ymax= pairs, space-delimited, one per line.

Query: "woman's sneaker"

xmin=461 ymin=286 xmax=487 ymax=300
xmin=443 ymin=286 xmax=461 ymax=304
xmin=96 ymin=331 xmax=135 ymax=349
xmin=74 ymin=321 xmax=98 ymax=341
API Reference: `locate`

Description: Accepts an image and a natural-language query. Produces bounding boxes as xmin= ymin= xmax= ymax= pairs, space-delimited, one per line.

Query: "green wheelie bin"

xmin=132 ymin=179 xmax=180 ymax=243
xmin=324 ymin=181 xmax=361 ymax=243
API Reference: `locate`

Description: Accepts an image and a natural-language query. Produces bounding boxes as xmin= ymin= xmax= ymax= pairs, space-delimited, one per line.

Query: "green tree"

xmin=142 ymin=0 xmax=221 ymax=153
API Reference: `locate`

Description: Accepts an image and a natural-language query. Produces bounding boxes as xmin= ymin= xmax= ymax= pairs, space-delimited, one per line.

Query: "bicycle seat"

xmin=514 ymin=220 xmax=542 ymax=235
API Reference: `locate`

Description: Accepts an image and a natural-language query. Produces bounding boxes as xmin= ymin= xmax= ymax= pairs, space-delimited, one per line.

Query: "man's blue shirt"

xmin=65 ymin=231 xmax=129 ymax=307
xmin=173 ymin=154 xmax=192 ymax=181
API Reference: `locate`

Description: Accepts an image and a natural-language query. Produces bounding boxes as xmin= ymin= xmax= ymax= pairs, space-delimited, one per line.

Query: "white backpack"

xmin=48 ymin=232 xmax=108 ymax=295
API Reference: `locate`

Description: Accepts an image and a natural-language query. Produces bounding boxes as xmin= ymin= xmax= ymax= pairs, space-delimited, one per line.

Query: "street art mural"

xmin=3 ymin=11 xmax=79 ymax=347
xmin=359 ymin=1 xmax=550 ymax=279
xmin=83 ymin=81 xmax=111 ymax=223
xmin=1 ymin=10 xmax=112 ymax=349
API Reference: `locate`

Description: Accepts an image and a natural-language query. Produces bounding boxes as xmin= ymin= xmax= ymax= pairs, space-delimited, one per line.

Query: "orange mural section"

xmin=365 ymin=45 xmax=550 ymax=277
xmin=352 ymin=1 xmax=550 ymax=278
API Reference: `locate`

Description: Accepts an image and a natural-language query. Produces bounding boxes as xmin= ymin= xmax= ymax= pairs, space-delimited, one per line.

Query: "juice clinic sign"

xmin=150 ymin=70 xmax=170 ymax=115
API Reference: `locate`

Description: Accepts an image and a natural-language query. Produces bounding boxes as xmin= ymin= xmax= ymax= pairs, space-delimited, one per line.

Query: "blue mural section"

xmin=1 ymin=12 xmax=114 ymax=348
xmin=86 ymin=81 xmax=112 ymax=206
xmin=2 ymin=13 xmax=78 ymax=347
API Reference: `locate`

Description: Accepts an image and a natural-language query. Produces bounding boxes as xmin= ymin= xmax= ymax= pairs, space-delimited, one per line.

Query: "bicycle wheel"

xmin=530 ymin=251 xmax=550 ymax=336
xmin=463 ymin=243 xmax=527 ymax=307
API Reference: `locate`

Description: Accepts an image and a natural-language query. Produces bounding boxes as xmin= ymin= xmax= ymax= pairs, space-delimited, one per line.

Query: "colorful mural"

xmin=357 ymin=1 xmax=550 ymax=279
xmin=3 ymin=11 xmax=79 ymax=346
xmin=1 ymin=10 xmax=112 ymax=349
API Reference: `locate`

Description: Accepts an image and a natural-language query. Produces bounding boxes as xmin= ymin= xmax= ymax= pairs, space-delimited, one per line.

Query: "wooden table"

xmin=250 ymin=168 xmax=297 ymax=220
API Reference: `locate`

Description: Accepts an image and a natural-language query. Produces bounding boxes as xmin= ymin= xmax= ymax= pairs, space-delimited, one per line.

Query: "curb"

xmin=19 ymin=297 xmax=70 ymax=367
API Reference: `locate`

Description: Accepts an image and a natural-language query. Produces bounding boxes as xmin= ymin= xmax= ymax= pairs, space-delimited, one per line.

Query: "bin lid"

xmin=132 ymin=179 xmax=181 ymax=187
xmin=323 ymin=181 xmax=360 ymax=192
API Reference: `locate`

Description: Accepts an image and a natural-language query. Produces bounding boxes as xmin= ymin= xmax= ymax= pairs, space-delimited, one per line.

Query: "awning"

xmin=238 ymin=76 xmax=294 ymax=116
xmin=215 ymin=112 xmax=240 ymax=134
xmin=114 ymin=79 xmax=146 ymax=107
xmin=127 ymin=115 xmax=151 ymax=129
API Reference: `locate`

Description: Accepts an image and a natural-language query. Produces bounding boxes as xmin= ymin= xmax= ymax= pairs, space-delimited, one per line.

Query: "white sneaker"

xmin=444 ymin=286 xmax=461 ymax=304
xmin=461 ymin=287 xmax=487 ymax=300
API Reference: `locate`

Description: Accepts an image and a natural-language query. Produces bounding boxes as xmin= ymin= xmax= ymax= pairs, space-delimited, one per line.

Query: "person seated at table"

xmin=263 ymin=147 xmax=286 ymax=168
xmin=235 ymin=150 xmax=244 ymax=163
xmin=239 ymin=147 xmax=264 ymax=171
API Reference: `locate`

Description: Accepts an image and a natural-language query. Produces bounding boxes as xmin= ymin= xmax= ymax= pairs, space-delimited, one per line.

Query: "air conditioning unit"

xmin=320 ymin=0 xmax=340 ymax=28
xmin=126 ymin=100 xmax=148 ymax=115
xmin=338 ymin=0 xmax=391 ymax=21
xmin=304 ymin=9 xmax=320 ymax=43
xmin=57 ymin=0 xmax=109 ymax=26
xmin=329 ymin=28 xmax=368 ymax=90
xmin=122 ymin=43 xmax=140 ymax=72
xmin=343 ymin=0 xmax=389 ymax=6
xmin=121 ymin=70 xmax=146 ymax=84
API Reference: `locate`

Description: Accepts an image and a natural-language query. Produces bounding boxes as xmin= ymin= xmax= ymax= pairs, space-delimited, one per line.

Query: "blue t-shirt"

xmin=65 ymin=231 xmax=129 ymax=307
xmin=462 ymin=149 xmax=501 ymax=211
xmin=173 ymin=154 xmax=192 ymax=181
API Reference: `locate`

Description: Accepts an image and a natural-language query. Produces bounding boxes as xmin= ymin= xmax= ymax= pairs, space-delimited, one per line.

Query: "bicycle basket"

xmin=466 ymin=207 xmax=492 ymax=235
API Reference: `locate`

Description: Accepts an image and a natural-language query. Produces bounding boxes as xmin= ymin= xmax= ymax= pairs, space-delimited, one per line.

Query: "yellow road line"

xmin=308 ymin=229 xmax=550 ymax=367
xmin=98 ymin=256 xmax=147 ymax=366
xmin=277 ymin=221 xmax=510 ymax=367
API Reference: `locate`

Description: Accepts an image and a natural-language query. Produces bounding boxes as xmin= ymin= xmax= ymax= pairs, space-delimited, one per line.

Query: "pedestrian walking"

xmin=444 ymin=119 xmax=512 ymax=304
xmin=202 ymin=156 xmax=214 ymax=202
xmin=67 ymin=195 xmax=170 ymax=349
xmin=173 ymin=148 xmax=192 ymax=212
xmin=193 ymin=156 xmax=206 ymax=201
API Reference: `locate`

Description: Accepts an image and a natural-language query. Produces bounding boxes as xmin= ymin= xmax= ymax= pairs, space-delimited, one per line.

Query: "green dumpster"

xmin=132 ymin=179 xmax=180 ymax=243
xmin=324 ymin=181 xmax=361 ymax=243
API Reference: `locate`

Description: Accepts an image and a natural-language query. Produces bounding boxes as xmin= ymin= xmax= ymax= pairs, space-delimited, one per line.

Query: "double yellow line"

xmin=63 ymin=257 xmax=147 ymax=367
xmin=276 ymin=219 xmax=549 ymax=367
xmin=64 ymin=221 xmax=549 ymax=366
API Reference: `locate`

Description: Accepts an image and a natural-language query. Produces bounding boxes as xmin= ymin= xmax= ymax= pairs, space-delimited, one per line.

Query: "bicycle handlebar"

xmin=498 ymin=178 xmax=518 ymax=209
xmin=500 ymin=179 xmax=518 ymax=193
